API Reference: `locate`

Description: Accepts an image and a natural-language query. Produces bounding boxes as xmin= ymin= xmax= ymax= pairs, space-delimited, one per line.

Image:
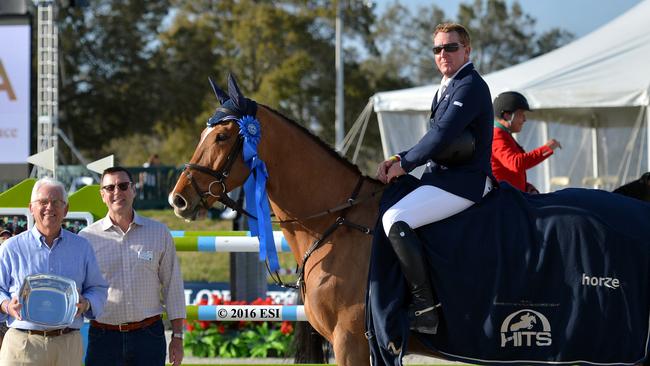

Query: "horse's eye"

xmin=216 ymin=133 xmax=229 ymax=142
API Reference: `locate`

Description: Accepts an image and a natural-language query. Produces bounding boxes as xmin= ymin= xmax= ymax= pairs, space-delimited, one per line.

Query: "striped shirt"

xmin=79 ymin=212 xmax=185 ymax=324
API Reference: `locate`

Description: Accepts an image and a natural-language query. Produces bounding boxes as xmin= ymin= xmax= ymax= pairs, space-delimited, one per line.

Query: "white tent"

xmin=372 ymin=0 xmax=650 ymax=192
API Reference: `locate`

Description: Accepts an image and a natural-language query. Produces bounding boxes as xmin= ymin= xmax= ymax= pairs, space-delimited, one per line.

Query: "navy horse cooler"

xmin=366 ymin=175 xmax=650 ymax=366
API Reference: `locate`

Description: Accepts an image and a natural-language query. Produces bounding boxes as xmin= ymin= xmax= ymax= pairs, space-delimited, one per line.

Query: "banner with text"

xmin=0 ymin=23 xmax=30 ymax=164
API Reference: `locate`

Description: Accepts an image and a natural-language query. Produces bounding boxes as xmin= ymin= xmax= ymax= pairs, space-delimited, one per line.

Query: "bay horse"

xmin=170 ymin=74 xmax=388 ymax=365
xmin=170 ymin=75 xmax=650 ymax=365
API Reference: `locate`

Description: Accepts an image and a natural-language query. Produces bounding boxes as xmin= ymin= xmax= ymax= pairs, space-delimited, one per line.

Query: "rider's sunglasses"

xmin=101 ymin=182 xmax=132 ymax=192
xmin=432 ymin=42 xmax=462 ymax=55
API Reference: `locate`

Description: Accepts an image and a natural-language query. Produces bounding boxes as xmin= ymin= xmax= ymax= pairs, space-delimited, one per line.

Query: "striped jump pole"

xmin=185 ymin=305 xmax=307 ymax=322
xmin=171 ymin=230 xmax=291 ymax=252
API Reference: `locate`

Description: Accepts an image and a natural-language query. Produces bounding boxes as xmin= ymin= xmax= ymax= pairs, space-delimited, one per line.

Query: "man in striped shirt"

xmin=80 ymin=167 xmax=185 ymax=366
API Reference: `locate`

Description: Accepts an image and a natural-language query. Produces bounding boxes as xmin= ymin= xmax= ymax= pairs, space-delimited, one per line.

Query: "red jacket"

xmin=491 ymin=126 xmax=554 ymax=192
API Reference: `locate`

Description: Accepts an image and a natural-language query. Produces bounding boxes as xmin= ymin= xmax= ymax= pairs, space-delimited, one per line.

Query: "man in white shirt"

xmin=80 ymin=167 xmax=185 ymax=366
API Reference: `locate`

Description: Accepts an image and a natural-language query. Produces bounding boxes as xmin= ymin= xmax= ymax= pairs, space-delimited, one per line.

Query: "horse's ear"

xmin=208 ymin=76 xmax=229 ymax=105
xmin=227 ymin=72 xmax=257 ymax=116
xmin=227 ymin=73 xmax=245 ymax=109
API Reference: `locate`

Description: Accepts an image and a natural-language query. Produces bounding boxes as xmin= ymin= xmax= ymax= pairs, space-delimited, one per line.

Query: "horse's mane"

xmin=263 ymin=104 xmax=379 ymax=182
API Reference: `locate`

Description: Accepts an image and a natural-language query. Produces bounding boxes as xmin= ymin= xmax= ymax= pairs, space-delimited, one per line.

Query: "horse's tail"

xmin=292 ymin=297 xmax=330 ymax=363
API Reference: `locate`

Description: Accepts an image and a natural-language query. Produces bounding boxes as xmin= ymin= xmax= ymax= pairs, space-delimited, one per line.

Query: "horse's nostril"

xmin=173 ymin=194 xmax=187 ymax=210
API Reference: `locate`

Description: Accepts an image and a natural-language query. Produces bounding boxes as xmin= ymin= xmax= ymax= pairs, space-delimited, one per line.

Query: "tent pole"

xmin=591 ymin=123 xmax=599 ymax=188
xmin=334 ymin=0 xmax=344 ymax=150
xmin=540 ymin=121 xmax=551 ymax=192
xmin=646 ymin=107 xmax=650 ymax=173
xmin=376 ymin=112 xmax=390 ymax=159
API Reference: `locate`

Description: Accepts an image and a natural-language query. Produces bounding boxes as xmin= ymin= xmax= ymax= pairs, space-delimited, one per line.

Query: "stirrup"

xmin=414 ymin=306 xmax=435 ymax=317
xmin=409 ymin=303 xmax=440 ymax=335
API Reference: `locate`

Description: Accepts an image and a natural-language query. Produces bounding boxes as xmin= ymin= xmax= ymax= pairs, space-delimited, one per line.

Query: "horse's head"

xmin=169 ymin=74 xmax=257 ymax=220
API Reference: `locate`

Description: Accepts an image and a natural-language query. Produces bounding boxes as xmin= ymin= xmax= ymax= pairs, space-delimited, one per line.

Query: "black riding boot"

xmin=388 ymin=221 xmax=439 ymax=334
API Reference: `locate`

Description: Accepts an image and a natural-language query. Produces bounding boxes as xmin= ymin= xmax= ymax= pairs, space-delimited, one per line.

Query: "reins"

xmin=182 ymin=118 xmax=384 ymax=293
xmin=291 ymin=176 xmax=380 ymax=294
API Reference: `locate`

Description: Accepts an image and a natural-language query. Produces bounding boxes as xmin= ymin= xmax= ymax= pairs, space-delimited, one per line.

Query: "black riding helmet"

xmin=493 ymin=91 xmax=531 ymax=119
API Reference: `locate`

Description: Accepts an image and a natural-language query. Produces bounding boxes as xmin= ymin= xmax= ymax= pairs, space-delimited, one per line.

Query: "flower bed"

xmin=184 ymin=295 xmax=295 ymax=358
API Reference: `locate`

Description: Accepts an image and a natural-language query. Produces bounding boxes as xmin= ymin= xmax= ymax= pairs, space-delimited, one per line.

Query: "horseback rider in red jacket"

xmin=491 ymin=91 xmax=561 ymax=193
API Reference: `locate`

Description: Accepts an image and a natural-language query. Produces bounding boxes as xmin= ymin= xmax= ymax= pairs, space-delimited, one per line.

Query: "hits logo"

xmin=500 ymin=309 xmax=552 ymax=347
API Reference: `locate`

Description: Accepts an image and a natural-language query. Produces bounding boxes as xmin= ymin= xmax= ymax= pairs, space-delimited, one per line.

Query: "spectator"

xmin=80 ymin=167 xmax=185 ymax=366
xmin=0 ymin=177 xmax=108 ymax=365
xmin=0 ymin=230 xmax=11 ymax=244
xmin=11 ymin=226 xmax=25 ymax=236
xmin=139 ymin=154 xmax=161 ymax=200
xmin=491 ymin=91 xmax=561 ymax=193
xmin=10 ymin=217 xmax=18 ymax=229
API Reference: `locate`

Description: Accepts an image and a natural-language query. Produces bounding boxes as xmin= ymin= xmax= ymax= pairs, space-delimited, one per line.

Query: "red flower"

xmin=217 ymin=324 xmax=225 ymax=334
xmin=186 ymin=323 xmax=195 ymax=332
xmin=280 ymin=321 xmax=293 ymax=335
xmin=199 ymin=321 xmax=210 ymax=330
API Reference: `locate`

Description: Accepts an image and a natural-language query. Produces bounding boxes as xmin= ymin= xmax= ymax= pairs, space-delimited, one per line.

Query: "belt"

xmin=90 ymin=315 xmax=161 ymax=332
xmin=15 ymin=328 xmax=78 ymax=337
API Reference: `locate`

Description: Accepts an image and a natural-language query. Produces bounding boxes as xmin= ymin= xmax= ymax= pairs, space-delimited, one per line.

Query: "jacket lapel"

xmin=430 ymin=63 xmax=475 ymax=118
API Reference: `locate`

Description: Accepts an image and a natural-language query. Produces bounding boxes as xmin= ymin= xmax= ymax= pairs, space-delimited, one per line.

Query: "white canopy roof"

xmin=373 ymin=0 xmax=650 ymax=113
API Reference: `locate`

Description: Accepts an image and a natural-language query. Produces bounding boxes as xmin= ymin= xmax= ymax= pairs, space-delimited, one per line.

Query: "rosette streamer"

xmin=238 ymin=115 xmax=280 ymax=271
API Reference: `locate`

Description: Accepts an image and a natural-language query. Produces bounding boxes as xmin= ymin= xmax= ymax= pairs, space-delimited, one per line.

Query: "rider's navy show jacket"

xmin=398 ymin=62 xmax=494 ymax=202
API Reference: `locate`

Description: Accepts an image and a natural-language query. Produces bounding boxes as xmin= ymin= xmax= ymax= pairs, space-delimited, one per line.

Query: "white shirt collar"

xmin=440 ymin=61 xmax=472 ymax=87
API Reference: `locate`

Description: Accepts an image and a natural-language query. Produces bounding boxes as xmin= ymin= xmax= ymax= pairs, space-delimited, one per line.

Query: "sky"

xmin=374 ymin=0 xmax=642 ymax=37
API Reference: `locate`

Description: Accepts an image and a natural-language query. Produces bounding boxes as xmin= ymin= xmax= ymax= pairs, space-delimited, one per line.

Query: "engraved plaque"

xmin=19 ymin=274 xmax=79 ymax=327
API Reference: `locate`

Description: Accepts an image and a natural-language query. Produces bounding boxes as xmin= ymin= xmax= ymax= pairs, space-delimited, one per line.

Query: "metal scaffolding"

xmin=36 ymin=0 xmax=58 ymax=177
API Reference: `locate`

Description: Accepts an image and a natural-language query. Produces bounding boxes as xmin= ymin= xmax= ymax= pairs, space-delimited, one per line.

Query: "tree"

xmin=457 ymin=0 xmax=574 ymax=74
xmin=366 ymin=0 xmax=574 ymax=84
xmin=365 ymin=2 xmax=447 ymax=86
xmin=53 ymin=0 xmax=573 ymax=169
xmin=57 ymin=0 xmax=172 ymax=157
xmin=151 ymin=0 xmax=391 ymax=165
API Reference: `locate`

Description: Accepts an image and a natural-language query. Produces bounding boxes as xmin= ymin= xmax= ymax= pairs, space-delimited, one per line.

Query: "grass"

xmin=138 ymin=209 xmax=297 ymax=283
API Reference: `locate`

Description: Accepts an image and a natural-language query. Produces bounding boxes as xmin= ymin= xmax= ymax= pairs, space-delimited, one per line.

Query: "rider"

xmin=376 ymin=23 xmax=494 ymax=334
xmin=491 ymin=91 xmax=561 ymax=193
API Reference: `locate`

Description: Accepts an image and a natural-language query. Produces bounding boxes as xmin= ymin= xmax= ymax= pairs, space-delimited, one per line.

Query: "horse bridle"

xmin=181 ymin=114 xmax=384 ymax=293
xmin=182 ymin=119 xmax=248 ymax=215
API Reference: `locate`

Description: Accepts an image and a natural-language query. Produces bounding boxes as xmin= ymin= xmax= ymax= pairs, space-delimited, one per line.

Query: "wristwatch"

xmin=172 ymin=332 xmax=183 ymax=340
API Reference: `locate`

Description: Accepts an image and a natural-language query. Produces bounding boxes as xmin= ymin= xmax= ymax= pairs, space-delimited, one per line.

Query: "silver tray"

xmin=19 ymin=274 xmax=79 ymax=327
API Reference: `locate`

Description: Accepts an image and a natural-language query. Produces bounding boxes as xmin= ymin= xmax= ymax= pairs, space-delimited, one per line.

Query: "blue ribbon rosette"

xmin=238 ymin=115 xmax=280 ymax=271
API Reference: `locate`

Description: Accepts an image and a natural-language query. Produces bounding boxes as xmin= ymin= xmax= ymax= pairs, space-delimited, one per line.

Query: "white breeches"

xmin=382 ymin=177 xmax=493 ymax=234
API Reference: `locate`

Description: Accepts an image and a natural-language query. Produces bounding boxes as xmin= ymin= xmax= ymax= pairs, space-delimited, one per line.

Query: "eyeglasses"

xmin=32 ymin=199 xmax=66 ymax=208
xmin=101 ymin=182 xmax=132 ymax=192
xmin=432 ymin=42 xmax=462 ymax=55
